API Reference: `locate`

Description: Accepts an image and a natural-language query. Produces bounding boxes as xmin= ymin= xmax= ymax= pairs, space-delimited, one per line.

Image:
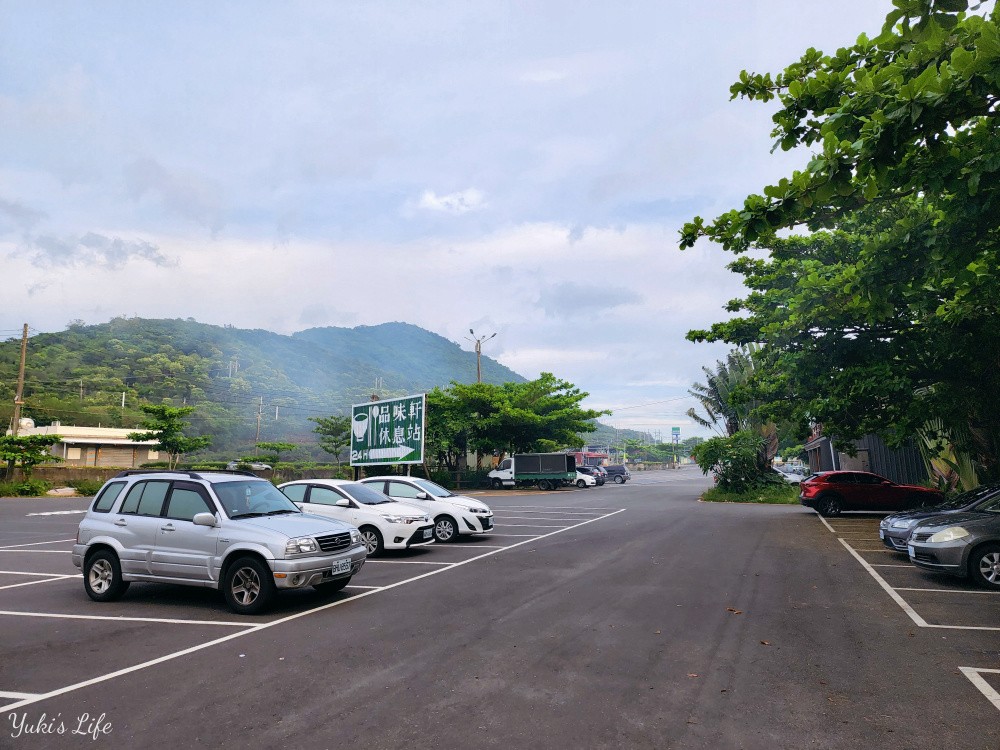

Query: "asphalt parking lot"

xmin=1 ymin=469 xmax=998 ymax=749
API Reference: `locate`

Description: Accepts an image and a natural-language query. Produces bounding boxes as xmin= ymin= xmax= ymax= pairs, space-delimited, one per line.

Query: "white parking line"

xmin=0 ymin=538 xmax=75 ymax=550
xmin=839 ymin=539 xmax=1000 ymax=632
xmin=494 ymin=516 xmax=594 ymax=521
xmin=489 ymin=506 xmax=617 ymax=511
xmin=0 ymin=549 xmax=73 ymax=555
xmin=495 ymin=524 xmax=566 ymax=528
xmin=24 ymin=510 xmax=86 ymax=517
xmin=0 ymin=610 xmax=256 ymax=627
xmin=343 ymin=585 xmax=382 ymax=590
xmin=446 ymin=545 xmax=507 ymax=549
xmin=363 ymin=560 xmax=452 ymax=565
xmin=870 ymin=564 xmax=914 ymax=568
xmin=894 ymin=587 xmax=1000 ymax=595
xmin=0 ymin=508 xmax=625 ymax=713
xmin=0 ymin=550 xmax=72 ymax=554
xmin=0 ymin=575 xmax=80 ymax=591
xmin=487 ymin=534 xmax=543 ymax=537
xmin=959 ymin=668 xmax=1000 ymax=712
xmin=0 ymin=691 xmax=40 ymax=700
xmin=0 ymin=570 xmax=71 ymax=577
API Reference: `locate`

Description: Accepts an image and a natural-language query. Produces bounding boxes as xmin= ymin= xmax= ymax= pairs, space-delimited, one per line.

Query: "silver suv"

xmin=73 ymin=470 xmax=367 ymax=614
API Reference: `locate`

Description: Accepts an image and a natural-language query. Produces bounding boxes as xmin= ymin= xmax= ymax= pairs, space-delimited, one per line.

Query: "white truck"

xmin=487 ymin=453 xmax=577 ymax=491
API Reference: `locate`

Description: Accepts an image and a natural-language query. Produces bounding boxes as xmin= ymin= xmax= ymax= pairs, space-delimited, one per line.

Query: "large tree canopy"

xmin=426 ymin=373 xmax=606 ymax=466
xmin=680 ymin=1 xmax=1000 ymax=478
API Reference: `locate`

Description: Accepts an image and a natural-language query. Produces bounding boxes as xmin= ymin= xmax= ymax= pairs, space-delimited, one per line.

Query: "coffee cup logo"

xmin=353 ymin=413 xmax=369 ymax=440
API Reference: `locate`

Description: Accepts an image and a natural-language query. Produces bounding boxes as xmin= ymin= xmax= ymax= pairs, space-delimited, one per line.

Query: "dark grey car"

xmin=906 ymin=492 xmax=1000 ymax=589
xmin=879 ymin=484 xmax=1000 ymax=552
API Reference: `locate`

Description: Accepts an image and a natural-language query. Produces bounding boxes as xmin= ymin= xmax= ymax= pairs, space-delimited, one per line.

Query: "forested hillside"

xmin=0 ymin=318 xmax=525 ymax=455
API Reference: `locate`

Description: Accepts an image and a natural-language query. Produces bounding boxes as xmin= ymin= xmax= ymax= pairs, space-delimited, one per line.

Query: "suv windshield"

xmin=341 ymin=482 xmax=396 ymax=505
xmin=411 ymin=479 xmax=453 ymax=498
xmin=214 ymin=481 xmax=301 ymax=519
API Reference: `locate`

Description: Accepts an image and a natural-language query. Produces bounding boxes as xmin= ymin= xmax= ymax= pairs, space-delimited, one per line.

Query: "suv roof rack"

xmin=113 ymin=469 xmax=258 ymax=479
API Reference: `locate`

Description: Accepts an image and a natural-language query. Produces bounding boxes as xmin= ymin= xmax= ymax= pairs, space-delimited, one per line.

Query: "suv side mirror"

xmin=193 ymin=512 xmax=218 ymax=527
xmin=336 ymin=498 xmax=350 ymax=507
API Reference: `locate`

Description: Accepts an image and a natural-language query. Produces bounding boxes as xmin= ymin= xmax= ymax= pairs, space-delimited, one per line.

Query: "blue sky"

xmin=1 ymin=1 xmax=893 ymax=435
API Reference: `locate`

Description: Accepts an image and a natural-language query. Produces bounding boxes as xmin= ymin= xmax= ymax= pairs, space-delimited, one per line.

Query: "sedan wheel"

xmin=434 ymin=516 xmax=458 ymax=543
xmin=576 ymin=479 xmax=587 ymax=488
xmin=970 ymin=544 xmax=1000 ymax=590
xmin=359 ymin=527 xmax=383 ymax=556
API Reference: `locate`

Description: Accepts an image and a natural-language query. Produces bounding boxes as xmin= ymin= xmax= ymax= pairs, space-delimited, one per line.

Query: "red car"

xmin=799 ymin=471 xmax=943 ymax=517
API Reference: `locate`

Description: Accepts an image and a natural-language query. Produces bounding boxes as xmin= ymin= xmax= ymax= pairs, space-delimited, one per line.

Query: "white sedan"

xmin=358 ymin=477 xmax=494 ymax=543
xmin=278 ymin=479 xmax=434 ymax=556
xmin=573 ymin=471 xmax=597 ymax=488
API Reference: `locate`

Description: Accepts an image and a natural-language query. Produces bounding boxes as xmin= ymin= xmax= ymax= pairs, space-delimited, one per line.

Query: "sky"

xmin=0 ymin=1 xmax=894 ymax=438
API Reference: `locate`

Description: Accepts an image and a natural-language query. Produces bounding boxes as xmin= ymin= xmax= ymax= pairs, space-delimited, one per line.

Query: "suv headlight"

xmin=351 ymin=530 xmax=361 ymax=544
xmin=285 ymin=537 xmax=317 ymax=555
xmin=927 ymin=527 xmax=970 ymax=544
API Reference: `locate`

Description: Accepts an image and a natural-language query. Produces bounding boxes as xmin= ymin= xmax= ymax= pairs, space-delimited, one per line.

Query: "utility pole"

xmin=11 ymin=324 xmax=28 ymax=436
xmin=465 ymin=329 xmax=497 ymax=383
xmin=254 ymin=396 xmax=263 ymax=452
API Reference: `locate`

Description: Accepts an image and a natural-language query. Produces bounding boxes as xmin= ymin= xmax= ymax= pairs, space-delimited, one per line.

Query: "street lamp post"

xmin=466 ymin=329 xmax=496 ymax=383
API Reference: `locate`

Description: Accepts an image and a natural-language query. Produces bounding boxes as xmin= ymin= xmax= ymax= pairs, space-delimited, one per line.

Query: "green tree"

xmin=691 ymin=431 xmax=772 ymax=493
xmin=309 ymin=416 xmax=350 ymax=465
xmin=0 ymin=435 xmax=61 ymax=479
xmin=128 ymin=404 xmax=211 ymax=470
xmin=680 ymin=2 xmax=1000 ymax=479
xmin=255 ymin=441 xmax=297 ymax=465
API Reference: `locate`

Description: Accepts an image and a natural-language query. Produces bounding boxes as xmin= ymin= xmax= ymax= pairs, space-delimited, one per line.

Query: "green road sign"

xmin=350 ymin=394 xmax=425 ymax=466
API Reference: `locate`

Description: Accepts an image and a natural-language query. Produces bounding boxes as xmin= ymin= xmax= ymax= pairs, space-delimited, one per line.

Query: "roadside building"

xmin=9 ymin=420 xmax=159 ymax=468
xmin=804 ymin=426 xmax=926 ymax=485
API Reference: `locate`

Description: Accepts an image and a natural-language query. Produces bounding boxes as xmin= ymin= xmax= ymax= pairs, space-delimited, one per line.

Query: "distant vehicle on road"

xmin=576 ymin=466 xmax=605 ymax=486
xmin=604 ymin=465 xmax=631 ymax=484
xmin=226 ymin=460 xmax=272 ymax=471
xmin=573 ymin=470 xmax=597 ymax=488
xmin=488 ymin=453 xmax=577 ymax=491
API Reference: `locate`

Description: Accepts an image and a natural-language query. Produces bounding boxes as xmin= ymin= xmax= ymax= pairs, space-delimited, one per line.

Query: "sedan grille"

xmin=911 ymin=532 xmax=934 ymax=543
xmin=315 ymin=532 xmax=352 ymax=553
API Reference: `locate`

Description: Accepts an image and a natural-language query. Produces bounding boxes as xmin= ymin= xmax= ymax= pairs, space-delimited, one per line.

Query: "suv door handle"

xmin=160 ymin=524 xmax=175 ymax=532
xmin=114 ymin=519 xmax=128 ymax=527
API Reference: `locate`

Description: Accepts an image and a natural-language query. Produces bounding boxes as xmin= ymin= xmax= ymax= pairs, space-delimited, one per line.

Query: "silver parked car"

xmin=73 ymin=470 xmax=367 ymax=614
xmin=906 ymin=491 xmax=1000 ymax=589
xmin=879 ymin=484 xmax=1000 ymax=552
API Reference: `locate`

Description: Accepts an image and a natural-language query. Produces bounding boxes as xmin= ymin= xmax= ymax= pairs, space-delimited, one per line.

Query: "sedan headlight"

xmin=891 ymin=519 xmax=918 ymax=529
xmin=284 ymin=537 xmax=317 ymax=555
xmin=470 ymin=507 xmax=490 ymax=514
xmin=927 ymin=527 xmax=971 ymax=544
xmin=351 ymin=530 xmax=361 ymax=545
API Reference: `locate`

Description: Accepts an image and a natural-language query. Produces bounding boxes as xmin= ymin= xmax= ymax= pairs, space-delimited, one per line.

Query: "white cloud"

xmin=415 ymin=189 xmax=486 ymax=215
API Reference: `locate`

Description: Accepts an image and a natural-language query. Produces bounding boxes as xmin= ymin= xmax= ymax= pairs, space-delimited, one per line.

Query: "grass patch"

xmin=701 ymin=483 xmax=800 ymax=505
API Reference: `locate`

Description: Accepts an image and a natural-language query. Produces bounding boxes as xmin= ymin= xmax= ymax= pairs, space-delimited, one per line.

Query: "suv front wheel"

xmin=84 ymin=549 xmax=130 ymax=602
xmin=223 ymin=556 xmax=275 ymax=615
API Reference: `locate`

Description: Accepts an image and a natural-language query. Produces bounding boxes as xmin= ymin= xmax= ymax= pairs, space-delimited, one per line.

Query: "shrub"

xmin=691 ymin=431 xmax=780 ymax=493
xmin=14 ymin=479 xmax=52 ymax=497
xmin=68 ymin=479 xmax=105 ymax=496
xmin=701 ymin=483 xmax=799 ymax=505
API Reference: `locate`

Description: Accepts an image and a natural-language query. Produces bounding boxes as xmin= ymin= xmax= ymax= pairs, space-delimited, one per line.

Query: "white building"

xmin=10 ymin=420 xmax=160 ymax=468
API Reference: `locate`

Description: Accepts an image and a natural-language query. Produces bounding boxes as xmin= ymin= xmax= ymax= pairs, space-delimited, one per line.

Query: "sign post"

xmin=350 ymin=394 xmax=426 ymax=467
xmin=671 ymin=426 xmax=681 ymax=465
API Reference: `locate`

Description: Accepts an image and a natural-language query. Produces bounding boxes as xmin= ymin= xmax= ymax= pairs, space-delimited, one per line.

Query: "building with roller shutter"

xmin=10 ymin=420 xmax=160 ymax=468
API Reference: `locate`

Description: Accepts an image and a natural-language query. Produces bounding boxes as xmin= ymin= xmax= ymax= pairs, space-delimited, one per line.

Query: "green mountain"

xmin=0 ymin=317 xmax=525 ymax=455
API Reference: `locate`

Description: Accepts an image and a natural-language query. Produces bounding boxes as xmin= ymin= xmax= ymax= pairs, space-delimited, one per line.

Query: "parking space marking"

xmin=870 ymin=564 xmax=914 ymax=568
xmin=0 ymin=538 xmax=75 ymax=550
xmin=959 ymin=668 xmax=1000 ymax=712
xmin=0 ymin=610 xmax=257 ymax=628
xmin=447 ymin=545 xmax=506 ymax=549
xmin=0 ymin=575 xmax=80 ymax=591
xmin=495 ymin=516 xmax=598 ymax=521
xmin=0 ymin=508 xmax=625 ymax=713
xmin=0 ymin=692 xmax=41 ymax=701
xmin=487 ymin=533 xmax=544 ymax=537
xmin=343 ymin=585 xmax=382 ymax=590
xmin=0 ymin=549 xmax=72 ymax=554
xmin=496 ymin=524 xmax=567 ymax=528
xmin=894 ymin=587 xmax=1000 ymax=595
xmin=24 ymin=510 xmax=86 ymax=517
xmin=839 ymin=539 xmax=1000 ymax=632
xmin=0 ymin=570 xmax=70 ymax=577
xmin=363 ymin=560 xmax=453 ymax=565
xmin=489 ymin=505 xmax=618 ymax=511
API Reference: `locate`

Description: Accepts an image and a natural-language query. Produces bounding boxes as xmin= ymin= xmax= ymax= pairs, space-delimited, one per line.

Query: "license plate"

xmin=332 ymin=559 xmax=352 ymax=575
xmin=423 ymin=528 xmax=432 ymax=540
xmin=907 ymin=545 xmax=915 ymax=557
xmin=879 ymin=529 xmax=884 ymax=540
